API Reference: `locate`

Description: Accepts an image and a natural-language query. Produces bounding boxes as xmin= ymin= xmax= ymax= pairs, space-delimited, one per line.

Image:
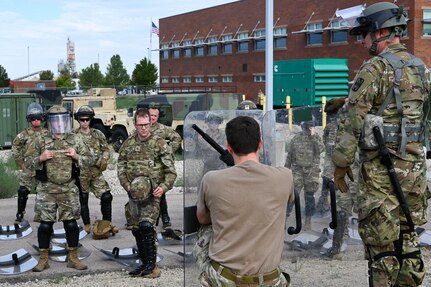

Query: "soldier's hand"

xmin=99 ymin=158 xmax=108 ymax=171
xmin=334 ymin=166 xmax=354 ymax=193
xmin=64 ymin=148 xmax=78 ymax=160
xmin=40 ymin=150 xmax=55 ymax=162
xmin=325 ymin=97 xmax=347 ymax=113
xmin=152 ymin=186 xmax=164 ymax=198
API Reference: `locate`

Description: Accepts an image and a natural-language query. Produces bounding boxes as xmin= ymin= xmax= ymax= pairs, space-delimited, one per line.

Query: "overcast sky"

xmin=0 ymin=0 xmax=237 ymax=80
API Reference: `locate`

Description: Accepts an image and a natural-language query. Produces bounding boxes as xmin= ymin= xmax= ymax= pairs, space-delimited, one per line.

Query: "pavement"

xmin=0 ymin=192 xmax=185 ymax=283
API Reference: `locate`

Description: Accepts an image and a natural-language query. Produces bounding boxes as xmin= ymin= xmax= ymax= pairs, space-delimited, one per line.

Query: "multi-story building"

xmin=158 ymin=0 xmax=431 ymax=104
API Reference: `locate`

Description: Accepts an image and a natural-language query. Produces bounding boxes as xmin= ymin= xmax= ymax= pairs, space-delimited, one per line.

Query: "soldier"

xmin=149 ymin=106 xmax=181 ymax=229
xmin=285 ymin=120 xmax=324 ymax=230
xmin=72 ymin=105 xmax=117 ymax=238
xmin=25 ymin=105 xmax=94 ymax=272
xmin=196 ymin=116 xmax=293 ymax=286
xmin=316 ymin=98 xmax=346 ymax=215
xmin=12 ymin=102 xmax=48 ymax=223
xmin=117 ymin=108 xmax=176 ymax=278
xmin=200 ymin=113 xmax=226 ymax=175
xmin=333 ymin=2 xmax=431 ymax=285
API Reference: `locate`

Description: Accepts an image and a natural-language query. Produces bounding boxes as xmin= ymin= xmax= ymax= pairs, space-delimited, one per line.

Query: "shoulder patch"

xmin=352 ymin=78 xmax=364 ymax=92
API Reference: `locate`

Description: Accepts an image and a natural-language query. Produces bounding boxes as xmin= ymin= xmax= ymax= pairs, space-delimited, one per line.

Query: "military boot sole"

xmin=141 ymin=266 xmax=161 ymax=278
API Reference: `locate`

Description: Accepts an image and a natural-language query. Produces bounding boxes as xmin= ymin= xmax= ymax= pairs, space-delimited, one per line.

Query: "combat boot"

xmin=140 ymin=230 xmax=161 ymax=278
xmin=129 ymin=229 xmax=146 ymax=276
xmin=303 ymin=216 xmax=312 ymax=231
xmin=67 ymin=247 xmax=87 ymax=270
xmin=84 ymin=224 xmax=92 ymax=234
xmin=323 ymin=211 xmax=348 ymax=260
xmin=33 ymin=249 xmax=50 ymax=272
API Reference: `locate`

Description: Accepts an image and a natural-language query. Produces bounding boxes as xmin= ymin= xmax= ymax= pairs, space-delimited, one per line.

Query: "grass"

xmin=0 ymin=156 xmax=20 ymax=199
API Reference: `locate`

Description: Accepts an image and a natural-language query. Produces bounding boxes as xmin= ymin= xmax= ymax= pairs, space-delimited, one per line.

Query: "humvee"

xmin=136 ymin=93 xmax=243 ymax=138
xmin=62 ymin=88 xmax=135 ymax=151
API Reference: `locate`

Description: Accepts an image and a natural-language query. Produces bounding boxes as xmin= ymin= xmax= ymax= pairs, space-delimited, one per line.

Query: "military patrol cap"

xmin=237 ymin=100 xmax=257 ymax=110
xmin=47 ymin=105 xmax=68 ymax=115
xmin=301 ymin=120 xmax=315 ymax=130
xmin=130 ymin=176 xmax=154 ymax=201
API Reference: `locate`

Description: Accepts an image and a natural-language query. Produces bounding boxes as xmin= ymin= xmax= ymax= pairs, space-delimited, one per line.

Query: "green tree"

xmin=131 ymin=58 xmax=158 ymax=87
xmin=105 ymin=55 xmax=130 ymax=87
xmin=0 ymin=65 xmax=10 ymax=87
xmin=79 ymin=63 xmax=104 ymax=88
xmin=56 ymin=70 xmax=76 ymax=89
xmin=39 ymin=70 xmax=54 ymax=80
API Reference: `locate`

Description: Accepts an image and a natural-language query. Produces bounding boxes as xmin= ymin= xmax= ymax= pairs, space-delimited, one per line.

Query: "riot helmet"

xmin=349 ymin=2 xmax=407 ymax=55
xmin=26 ymin=102 xmax=45 ymax=122
xmin=237 ymin=100 xmax=257 ymax=110
xmin=47 ymin=105 xmax=72 ymax=134
xmin=74 ymin=105 xmax=95 ymax=121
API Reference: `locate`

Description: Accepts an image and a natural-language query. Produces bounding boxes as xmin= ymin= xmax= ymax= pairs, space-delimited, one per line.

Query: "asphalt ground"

xmin=0 ymin=192 xmax=185 ymax=284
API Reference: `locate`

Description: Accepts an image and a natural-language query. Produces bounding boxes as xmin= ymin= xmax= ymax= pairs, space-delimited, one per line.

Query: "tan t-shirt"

xmin=197 ymin=160 xmax=294 ymax=275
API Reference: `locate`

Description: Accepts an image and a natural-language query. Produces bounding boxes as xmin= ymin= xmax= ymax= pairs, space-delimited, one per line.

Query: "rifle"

xmin=372 ymin=126 xmax=415 ymax=231
xmin=192 ymin=124 xmax=234 ymax=167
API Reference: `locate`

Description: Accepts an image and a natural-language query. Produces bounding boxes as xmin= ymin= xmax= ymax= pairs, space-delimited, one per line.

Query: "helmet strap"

xmin=369 ymin=32 xmax=391 ymax=56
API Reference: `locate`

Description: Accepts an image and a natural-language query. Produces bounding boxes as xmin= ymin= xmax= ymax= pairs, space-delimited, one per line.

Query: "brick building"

xmin=12 ymin=80 xmax=56 ymax=93
xmin=158 ymin=0 xmax=431 ymax=103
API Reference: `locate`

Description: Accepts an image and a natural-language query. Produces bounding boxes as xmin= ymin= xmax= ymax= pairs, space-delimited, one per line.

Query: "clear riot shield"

xmin=262 ymin=108 xmax=365 ymax=284
xmin=183 ymin=110 xmax=264 ymax=286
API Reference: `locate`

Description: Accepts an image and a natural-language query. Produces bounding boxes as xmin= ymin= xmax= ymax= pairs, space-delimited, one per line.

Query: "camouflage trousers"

xmin=291 ymin=165 xmax=320 ymax=216
xmin=357 ymin=156 xmax=428 ymax=286
xmin=19 ymin=168 xmax=36 ymax=190
xmin=80 ymin=168 xmax=110 ymax=198
xmin=125 ymin=196 xmax=160 ymax=227
xmin=194 ymin=225 xmax=289 ymax=287
xmin=34 ymin=183 xmax=80 ymax=222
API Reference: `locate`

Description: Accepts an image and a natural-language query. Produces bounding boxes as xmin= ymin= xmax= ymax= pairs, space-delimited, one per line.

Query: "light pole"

xmin=147 ymin=48 xmax=150 ymax=62
xmin=27 ymin=46 xmax=30 ymax=75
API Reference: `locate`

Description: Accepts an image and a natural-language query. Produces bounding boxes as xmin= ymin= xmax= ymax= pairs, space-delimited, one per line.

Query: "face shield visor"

xmin=336 ymin=5 xmax=366 ymax=36
xmin=47 ymin=113 xmax=71 ymax=134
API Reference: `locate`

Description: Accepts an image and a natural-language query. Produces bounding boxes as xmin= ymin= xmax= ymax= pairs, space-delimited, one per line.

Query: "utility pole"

xmin=27 ymin=46 xmax=30 ymax=75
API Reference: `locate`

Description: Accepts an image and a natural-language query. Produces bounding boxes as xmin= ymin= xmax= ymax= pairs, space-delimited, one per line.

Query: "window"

xmin=183 ymin=76 xmax=191 ymax=83
xmin=423 ymin=10 xmax=431 ymax=36
xmin=172 ymin=42 xmax=180 ymax=58
xmin=195 ymin=39 xmax=204 ymax=56
xmin=160 ymin=44 xmax=169 ymax=59
xmin=222 ymin=75 xmax=233 ymax=83
xmin=195 ymin=76 xmax=204 ymax=83
xmin=254 ymin=75 xmax=265 ymax=82
xmin=274 ymin=27 xmax=287 ymax=48
xmin=183 ymin=40 xmax=192 ymax=57
xmin=221 ymin=34 xmax=233 ymax=54
xmin=207 ymin=36 xmax=218 ymax=55
xmin=88 ymin=100 xmax=103 ymax=108
xmin=330 ymin=20 xmax=348 ymax=43
xmin=254 ymin=30 xmax=266 ymax=50
xmin=208 ymin=76 xmax=218 ymax=83
xmin=172 ymin=77 xmax=180 ymax=83
xmin=237 ymin=32 xmax=249 ymax=52
xmin=307 ymin=22 xmax=323 ymax=45
xmin=161 ymin=77 xmax=169 ymax=84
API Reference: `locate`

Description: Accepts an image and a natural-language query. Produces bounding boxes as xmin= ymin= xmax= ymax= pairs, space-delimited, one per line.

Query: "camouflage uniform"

xmin=118 ymin=131 xmax=176 ymax=278
xmin=332 ymin=44 xmax=431 ymax=286
xmin=285 ymin=126 xmax=324 ymax=223
xmin=73 ymin=128 xmax=113 ymax=235
xmin=151 ymin=121 xmax=181 ymax=228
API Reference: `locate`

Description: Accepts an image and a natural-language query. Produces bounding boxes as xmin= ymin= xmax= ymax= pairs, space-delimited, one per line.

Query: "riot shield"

xmin=261 ymin=108 xmax=365 ymax=283
xmin=183 ymin=110 xmax=264 ymax=286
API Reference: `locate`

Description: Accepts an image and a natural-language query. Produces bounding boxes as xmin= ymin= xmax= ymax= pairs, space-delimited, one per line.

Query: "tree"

xmin=56 ymin=70 xmax=76 ymax=90
xmin=105 ymin=55 xmax=130 ymax=87
xmin=79 ymin=63 xmax=104 ymax=88
xmin=131 ymin=58 xmax=158 ymax=88
xmin=0 ymin=65 xmax=10 ymax=87
xmin=39 ymin=70 xmax=54 ymax=80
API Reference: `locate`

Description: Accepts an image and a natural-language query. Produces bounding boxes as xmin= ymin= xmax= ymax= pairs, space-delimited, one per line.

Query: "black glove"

xmin=219 ymin=152 xmax=234 ymax=166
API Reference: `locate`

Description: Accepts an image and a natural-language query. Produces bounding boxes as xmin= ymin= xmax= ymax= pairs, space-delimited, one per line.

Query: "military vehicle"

xmin=62 ymin=88 xmax=135 ymax=151
xmin=136 ymin=92 xmax=243 ymax=138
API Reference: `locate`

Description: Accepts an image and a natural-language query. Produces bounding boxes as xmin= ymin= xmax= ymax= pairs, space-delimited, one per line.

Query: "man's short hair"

xmin=134 ymin=108 xmax=150 ymax=123
xmin=225 ymin=116 xmax=260 ymax=155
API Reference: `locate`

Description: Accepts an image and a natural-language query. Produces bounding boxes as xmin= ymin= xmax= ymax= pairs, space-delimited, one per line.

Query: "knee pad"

xmin=39 ymin=221 xmax=54 ymax=234
xmin=18 ymin=186 xmax=30 ymax=197
xmin=101 ymin=192 xmax=112 ymax=204
xmin=139 ymin=221 xmax=154 ymax=234
xmin=63 ymin=219 xmax=79 ymax=234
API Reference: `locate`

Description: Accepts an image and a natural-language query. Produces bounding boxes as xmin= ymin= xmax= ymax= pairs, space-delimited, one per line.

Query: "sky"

xmin=0 ymin=0 xmax=237 ymax=80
